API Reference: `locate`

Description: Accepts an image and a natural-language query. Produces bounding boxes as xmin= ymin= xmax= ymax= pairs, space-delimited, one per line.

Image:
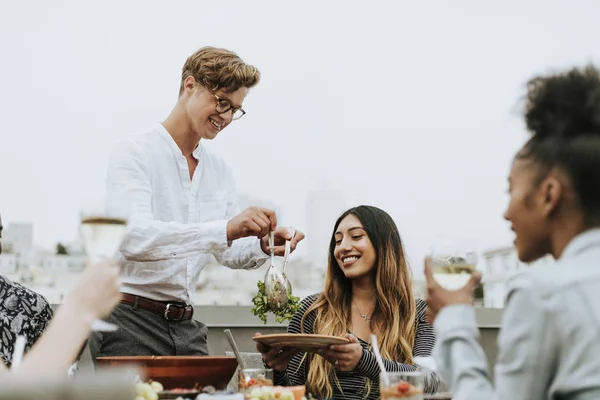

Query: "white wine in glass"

xmin=430 ymin=236 xmax=478 ymax=291
xmin=79 ymin=201 xmax=128 ymax=332
xmin=80 ymin=216 xmax=128 ymax=262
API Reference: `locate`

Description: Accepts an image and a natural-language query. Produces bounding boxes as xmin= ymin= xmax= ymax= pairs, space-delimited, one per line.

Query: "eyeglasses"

xmin=207 ymin=90 xmax=246 ymax=120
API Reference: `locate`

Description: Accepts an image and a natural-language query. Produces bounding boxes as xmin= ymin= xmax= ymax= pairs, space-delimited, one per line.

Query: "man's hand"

xmin=226 ymin=207 xmax=277 ymax=242
xmin=260 ymin=227 xmax=305 ymax=256
xmin=424 ymin=256 xmax=482 ymax=324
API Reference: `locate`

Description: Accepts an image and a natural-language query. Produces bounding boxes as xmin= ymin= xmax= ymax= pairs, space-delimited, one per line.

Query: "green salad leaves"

xmin=251 ymin=281 xmax=301 ymax=324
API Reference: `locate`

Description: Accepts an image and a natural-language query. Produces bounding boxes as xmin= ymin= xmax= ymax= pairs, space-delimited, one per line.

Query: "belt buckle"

xmin=164 ymin=303 xmax=185 ymax=321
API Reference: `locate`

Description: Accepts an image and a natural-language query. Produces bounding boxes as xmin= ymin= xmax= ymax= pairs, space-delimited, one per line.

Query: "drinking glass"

xmin=78 ymin=194 xmax=128 ymax=332
xmin=380 ymin=371 xmax=424 ymax=400
xmin=429 ymin=235 xmax=478 ymax=291
xmin=238 ymin=368 xmax=274 ymax=393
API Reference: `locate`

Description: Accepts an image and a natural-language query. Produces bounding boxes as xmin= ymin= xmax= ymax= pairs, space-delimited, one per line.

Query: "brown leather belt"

xmin=121 ymin=293 xmax=194 ymax=321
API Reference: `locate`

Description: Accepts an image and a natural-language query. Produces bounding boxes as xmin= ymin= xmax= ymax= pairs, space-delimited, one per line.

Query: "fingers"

xmin=424 ymin=257 xmax=434 ymax=280
xmin=317 ymin=349 xmax=353 ymax=371
xmin=317 ymin=348 xmax=337 ymax=362
xmin=254 ymin=332 xmax=271 ymax=354
xmin=424 ymin=257 xmax=440 ymax=291
xmin=271 ymin=227 xmax=293 ymax=243
xmin=258 ymin=208 xmax=277 ymax=231
xmin=469 ymin=270 xmax=483 ymax=287
xmin=244 ymin=220 xmax=263 ymax=238
xmin=323 ymin=349 xmax=351 ymax=360
xmin=256 ymin=343 xmax=271 ymax=354
xmin=271 ymin=246 xmax=287 ymax=257
xmin=270 ymin=227 xmax=305 ymax=252
xmin=426 ymin=308 xmax=436 ymax=325
xmin=267 ymin=227 xmax=304 ymax=256
xmin=290 ymin=230 xmax=305 ymax=251
xmin=236 ymin=207 xmax=277 ymax=239
xmin=252 ymin=213 xmax=271 ymax=238
xmin=329 ymin=334 xmax=358 ymax=351
xmin=345 ymin=333 xmax=359 ymax=343
xmin=274 ymin=350 xmax=297 ymax=372
xmin=328 ymin=344 xmax=355 ymax=353
xmin=261 ymin=347 xmax=297 ymax=372
xmin=457 ymin=269 xmax=482 ymax=295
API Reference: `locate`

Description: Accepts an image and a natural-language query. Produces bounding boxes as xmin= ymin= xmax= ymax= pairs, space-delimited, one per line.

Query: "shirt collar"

xmin=560 ymin=228 xmax=600 ymax=260
xmin=192 ymin=142 xmax=203 ymax=159
xmin=157 ymin=122 xmax=203 ymax=159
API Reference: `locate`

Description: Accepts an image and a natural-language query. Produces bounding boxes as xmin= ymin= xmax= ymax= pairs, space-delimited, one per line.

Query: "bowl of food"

xmin=380 ymin=371 xmax=424 ymax=400
xmin=238 ymin=368 xmax=274 ymax=393
xmin=96 ymin=356 xmax=238 ymax=390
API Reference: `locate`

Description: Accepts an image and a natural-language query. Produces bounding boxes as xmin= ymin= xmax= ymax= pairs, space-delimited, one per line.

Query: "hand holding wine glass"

xmin=429 ymin=235 xmax=478 ymax=291
xmin=78 ymin=194 xmax=129 ymax=331
xmin=424 ymin=236 xmax=482 ymax=324
xmin=69 ymin=260 xmax=122 ymax=321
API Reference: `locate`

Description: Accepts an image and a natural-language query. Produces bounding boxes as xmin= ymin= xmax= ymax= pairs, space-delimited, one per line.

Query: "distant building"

xmin=195 ymin=257 xmax=325 ymax=306
xmin=40 ymin=254 xmax=86 ymax=273
xmin=0 ymin=254 xmax=18 ymax=274
xmin=483 ymin=246 xmax=554 ymax=308
xmin=411 ymin=276 xmax=484 ymax=307
xmin=3 ymin=222 xmax=33 ymax=256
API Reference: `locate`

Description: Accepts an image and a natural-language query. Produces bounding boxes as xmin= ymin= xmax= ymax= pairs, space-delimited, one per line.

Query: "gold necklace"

xmin=352 ymin=300 xmax=372 ymax=322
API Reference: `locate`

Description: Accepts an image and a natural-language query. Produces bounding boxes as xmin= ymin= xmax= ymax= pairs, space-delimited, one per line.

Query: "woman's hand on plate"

xmin=254 ymin=332 xmax=299 ymax=373
xmin=317 ymin=334 xmax=363 ymax=372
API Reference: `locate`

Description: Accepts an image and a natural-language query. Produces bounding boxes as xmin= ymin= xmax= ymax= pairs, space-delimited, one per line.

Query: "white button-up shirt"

xmin=105 ymin=123 xmax=268 ymax=304
xmin=433 ymin=229 xmax=600 ymax=399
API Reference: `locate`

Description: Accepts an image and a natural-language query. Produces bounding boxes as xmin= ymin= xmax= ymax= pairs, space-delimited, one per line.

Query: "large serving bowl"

xmin=96 ymin=356 xmax=238 ymax=390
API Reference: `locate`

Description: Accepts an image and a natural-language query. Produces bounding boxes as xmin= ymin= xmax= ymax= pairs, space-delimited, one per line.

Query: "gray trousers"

xmin=89 ymin=302 xmax=208 ymax=363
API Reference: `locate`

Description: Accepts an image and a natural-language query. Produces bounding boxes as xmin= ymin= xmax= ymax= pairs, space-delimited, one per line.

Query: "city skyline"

xmin=0 ymin=201 xmax=529 ymax=309
xmin=4 ymin=188 xmax=506 ymax=275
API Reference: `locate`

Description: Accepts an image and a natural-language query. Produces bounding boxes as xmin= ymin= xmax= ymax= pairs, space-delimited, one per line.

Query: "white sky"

xmin=1 ymin=0 xmax=599 ymax=274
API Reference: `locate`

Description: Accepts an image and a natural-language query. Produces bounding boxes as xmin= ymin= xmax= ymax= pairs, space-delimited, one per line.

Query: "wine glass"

xmin=78 ymin=194 xmax=128 ymax=332
xmin=429 ymin=235 xmax=478 ymax=290
xmin=380 ymin=371 xmax=424 ymax=400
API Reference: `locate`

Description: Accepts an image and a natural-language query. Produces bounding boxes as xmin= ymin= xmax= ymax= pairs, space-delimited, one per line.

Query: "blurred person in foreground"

xmin=0 ymin=259 xmax=121 ymax=376
xmin=426 ymin=65 xmax=600 ymax=399
xmin=90 ymin=46 xmax=304 ymax=360
xmin=0 ymin=213 xmax=53 ymax=367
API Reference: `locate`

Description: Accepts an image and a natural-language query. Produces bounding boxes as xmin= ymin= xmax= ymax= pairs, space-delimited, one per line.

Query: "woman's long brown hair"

xmin=300 ymin=205 xmax=416 ymax=399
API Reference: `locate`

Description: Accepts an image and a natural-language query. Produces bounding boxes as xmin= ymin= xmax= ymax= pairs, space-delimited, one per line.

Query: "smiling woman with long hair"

xmin=257 ymin=205 xmax=440 ymax=399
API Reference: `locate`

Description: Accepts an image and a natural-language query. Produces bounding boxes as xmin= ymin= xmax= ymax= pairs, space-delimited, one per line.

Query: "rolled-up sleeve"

xmin=433 ymin=277 xmax=553 ymax=400
xmin=210 ymin=180 xmax=268 ymax=269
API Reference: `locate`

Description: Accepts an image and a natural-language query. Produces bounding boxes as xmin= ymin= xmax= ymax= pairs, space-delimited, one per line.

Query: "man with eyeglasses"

xmin=89 ymin=47 xmax=305 ymax=360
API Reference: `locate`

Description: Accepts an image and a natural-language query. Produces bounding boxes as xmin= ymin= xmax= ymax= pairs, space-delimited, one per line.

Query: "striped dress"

xmin=274 ymin=294 xmax=440 ymax=399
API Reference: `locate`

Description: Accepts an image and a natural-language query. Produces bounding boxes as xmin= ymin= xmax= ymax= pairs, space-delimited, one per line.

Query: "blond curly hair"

xmin=179 ymin=46 xmax=260 ymax=95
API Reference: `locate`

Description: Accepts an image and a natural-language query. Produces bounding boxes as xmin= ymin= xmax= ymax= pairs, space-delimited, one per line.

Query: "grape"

xmin=146 ymin=390 xmax=158 ymax=400
xmin=133 ymin=381 xmax=161 ymax=400
xmin=134 ymin=382 xmax=147 ymax=397
xmin=149 ymin=381 xmax=164 ymax=392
